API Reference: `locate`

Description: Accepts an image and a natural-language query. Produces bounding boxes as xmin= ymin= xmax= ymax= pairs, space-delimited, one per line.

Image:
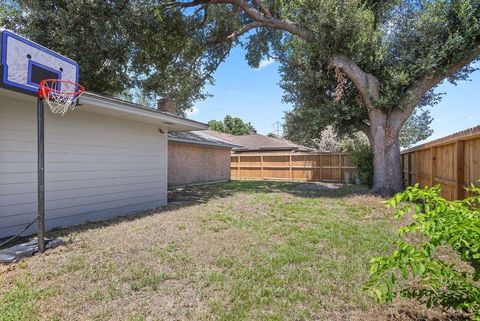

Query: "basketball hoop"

xmin=38 ymin=79 xmax=85 ymax=115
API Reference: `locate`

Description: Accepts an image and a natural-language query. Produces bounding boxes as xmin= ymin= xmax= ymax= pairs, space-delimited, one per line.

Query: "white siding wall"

xmin=0 ymin=95 xmax=167 ymax=238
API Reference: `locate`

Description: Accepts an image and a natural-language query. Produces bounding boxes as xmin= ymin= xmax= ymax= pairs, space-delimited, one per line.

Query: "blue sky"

xmin=189 ymin=46 xmax=480 ymax=146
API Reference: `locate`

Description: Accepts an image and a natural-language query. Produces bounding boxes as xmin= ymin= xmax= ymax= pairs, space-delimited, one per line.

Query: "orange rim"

xmin=38 ymin=79 xmax=85 ymax=99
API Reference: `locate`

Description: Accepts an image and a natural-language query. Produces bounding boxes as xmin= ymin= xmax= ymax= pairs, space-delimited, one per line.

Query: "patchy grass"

xmin=0 ymin=279 xmax=39 ymax=321
xmin=0 ymin=181 xmax=457 ymax=320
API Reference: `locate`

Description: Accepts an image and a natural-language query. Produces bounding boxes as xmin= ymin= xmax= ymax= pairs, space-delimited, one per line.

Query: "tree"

xmin=311 ymin=126 xmax=344 ymax=152
xmin=284 ymin=107 xmax=434 ymax=150
xmin=288 ymin=125 xmax=357 ymax=152
xmin=208 ymin=115 xmax=255 ymax=135
xmin=0 ymin=0 xmax=232 ymax=111
xmin=173 ymin=0 xmax=480 ymax=196
xmin=208 ymin=119 xmax=227 ymax=132
xmin=399 ymin=110 xmax=434 ymax=149
xmin=3 ymin=0 xmax=479 ymax=195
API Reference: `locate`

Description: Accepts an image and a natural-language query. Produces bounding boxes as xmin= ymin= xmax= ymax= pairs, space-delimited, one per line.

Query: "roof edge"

xmin=402 ymin=125 xmax=480 ymax=154
xmin=82 ymin=92 xmax=208 ymax=129
xmin=233 ymin=147 xmax=310 ymax=151
xmin=168 ymin=137 xmax=238 ymax=149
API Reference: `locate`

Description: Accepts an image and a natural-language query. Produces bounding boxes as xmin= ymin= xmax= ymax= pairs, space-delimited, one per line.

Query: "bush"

xmin=364 ymin=184 xmax=480 ymax=320
xmin=347 ymin=141 xmax=373 ymax=186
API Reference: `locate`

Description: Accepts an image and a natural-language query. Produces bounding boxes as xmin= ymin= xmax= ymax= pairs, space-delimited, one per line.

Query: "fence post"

xmin=260 ymin=155 xmax=264 ymax=180
xmin=414 ymin=151 xmax=419 ymax=185
xmin=289 ymin=154 xmax=292 ymax=180
xmin=338 ymin=153 xmax=342 ymax=182
xmin=430 ymin=147 xmax=435 ymax=187
xmin=407 ymin=153 xmax=412 ymax=186
xmin=455 ymin=140 xmax=465 ymax=199
xmin=318 ymin=154 xmax=322 ymax=181
xmin=237 ymin=155 xmax=241 ymax=178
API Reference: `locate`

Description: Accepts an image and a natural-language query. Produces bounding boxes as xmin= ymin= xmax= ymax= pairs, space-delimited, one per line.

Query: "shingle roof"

xmin=168 ymin=130 xmax=242 ymax=149
xmin=206 ymin=132 xmax=313 ymax=152
xmin=171 ymin=130 xmax=313 ymax=152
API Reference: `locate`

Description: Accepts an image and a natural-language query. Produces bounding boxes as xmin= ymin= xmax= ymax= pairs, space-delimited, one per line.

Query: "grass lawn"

xmin=0 ymin=181 xmax=456 ymax=320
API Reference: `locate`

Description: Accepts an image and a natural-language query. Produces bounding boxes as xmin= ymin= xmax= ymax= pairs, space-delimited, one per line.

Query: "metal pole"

xmin=37 ymin=98 xmax=45 ymax=253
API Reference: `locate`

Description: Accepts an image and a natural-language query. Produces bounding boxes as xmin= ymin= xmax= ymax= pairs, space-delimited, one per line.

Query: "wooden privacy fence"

xmin=401 ymin=126 xmax=480 ymax=200
xmin=231 ymin=152 xmax=356 ymax=183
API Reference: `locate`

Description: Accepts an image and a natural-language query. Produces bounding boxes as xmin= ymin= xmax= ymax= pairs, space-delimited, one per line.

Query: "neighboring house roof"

xmin=200 ymin=130 xmax=237 ymax=142
xmin=266 ymin=133 xmax=317 ymax=149
xmin=204 ymin=132 xmax=313 ymax=152
xmin=176 ymin=130 xmax=314 ymax=152
xmin=168 ymin=130 xmax=242 ymax=149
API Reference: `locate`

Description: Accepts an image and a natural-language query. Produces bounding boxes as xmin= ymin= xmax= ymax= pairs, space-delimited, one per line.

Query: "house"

xmin=167 ymin=130 xmax=241 ymax=187
xmin=206 ymin=131 xmax=313 ymax=154
xmin=0 ymin=89 xmax=207 ymax=238
xmin=166 ymin=130 xmax=313 ymax=187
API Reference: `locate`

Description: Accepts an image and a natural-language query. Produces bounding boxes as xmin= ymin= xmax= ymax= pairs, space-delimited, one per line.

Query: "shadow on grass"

xmin=168 ymin=179 xmax=370 ymax=205
xmin=1 ymin=180 xmax=370 ymax=250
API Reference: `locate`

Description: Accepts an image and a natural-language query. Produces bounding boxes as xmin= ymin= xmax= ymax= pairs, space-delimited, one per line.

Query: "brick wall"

xmin=168 ymin=141 xmax=232 ymax=187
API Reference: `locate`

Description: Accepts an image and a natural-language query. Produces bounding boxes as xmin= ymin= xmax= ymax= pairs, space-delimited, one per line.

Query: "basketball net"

xmin=39 ymin=79 xmax=85 ymax=115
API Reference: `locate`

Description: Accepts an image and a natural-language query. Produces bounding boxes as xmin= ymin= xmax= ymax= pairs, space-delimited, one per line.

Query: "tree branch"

xmin=253 ymin=0 xmax=272 ymax=18
xmin=330 ymin=54 xmax=380 ymax=108
xmin=192 ymin=3 xmax=210 ymax=25
xmin=172 ymin=0 xmax=316 ymax=42
xmin=357 ymin=121 xmax=372 ymax=143
xmin=227 ymin=21 xmax=265 ymax=41
xmin=199 ymin=45 xmax=232 ymax=83
xmin=397 ymin=45 xmax=480 ymax=124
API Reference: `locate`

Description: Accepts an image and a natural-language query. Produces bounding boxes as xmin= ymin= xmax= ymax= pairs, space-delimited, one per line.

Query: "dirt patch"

xmin=296 ymin=182 xmax=343 ymax=190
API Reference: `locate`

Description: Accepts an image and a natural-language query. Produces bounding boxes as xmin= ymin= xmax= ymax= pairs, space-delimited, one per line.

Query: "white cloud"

xmin=186 ymin=106 xmax=199 ymax=116
xmin=258 ymin=57 xmax=275 ymax=69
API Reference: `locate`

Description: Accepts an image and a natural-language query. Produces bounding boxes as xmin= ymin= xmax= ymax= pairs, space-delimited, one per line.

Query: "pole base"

xmin=0 ymin=238 xmax=64 ymax=264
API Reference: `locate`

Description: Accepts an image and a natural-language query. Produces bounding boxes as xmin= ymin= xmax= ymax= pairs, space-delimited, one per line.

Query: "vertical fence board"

xmin=455 ymin=141 xmax=465 ymax=199
xmin=401 ymin=126 xmax=480 ymax=200
xmin=231 ymin=152 xmax=356 ymax=183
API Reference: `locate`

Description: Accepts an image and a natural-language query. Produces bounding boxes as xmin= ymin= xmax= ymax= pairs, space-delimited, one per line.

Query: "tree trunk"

xmin=369 ymin=109 xmax=404 ymax=197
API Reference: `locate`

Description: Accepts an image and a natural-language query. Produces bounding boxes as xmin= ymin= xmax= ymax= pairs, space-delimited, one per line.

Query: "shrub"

xmin=347 ymin=141 xmax=373 ymax=186
xmin=364 ymin=184 xmax=480 ymax=320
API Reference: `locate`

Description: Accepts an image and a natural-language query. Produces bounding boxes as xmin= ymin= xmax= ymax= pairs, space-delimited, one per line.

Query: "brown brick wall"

xmin=168 ymin=141 xmax=232 ymax=187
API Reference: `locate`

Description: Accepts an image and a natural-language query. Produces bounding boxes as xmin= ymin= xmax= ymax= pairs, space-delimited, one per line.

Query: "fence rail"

xmin=231 ymin=152 xmax=356 ymax=183
xmin=401 ymin=126 xmax=480 ymax=200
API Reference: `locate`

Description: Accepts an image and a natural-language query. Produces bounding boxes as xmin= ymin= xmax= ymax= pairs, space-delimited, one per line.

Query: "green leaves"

xmin=279 ymin=0 xmax=479 ymax=153
xmin=365 ymin=184 xmax=480 ymax=318
xmin=399 ymin=109 xmax=434 ymax=148
xmin=348 ymin=139 xmax=374 ymax=186
xmin=208 ymin=115 xmax=256 ymax=135
xmin=1 ymin=0 xmax=235 ymax=112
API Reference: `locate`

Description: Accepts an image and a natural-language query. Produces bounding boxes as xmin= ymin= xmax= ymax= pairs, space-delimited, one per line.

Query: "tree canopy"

xmin=0 ymin=0 xmax=232 ymax=111
xmin=208 ymin=115 xmax=255 ymax=135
